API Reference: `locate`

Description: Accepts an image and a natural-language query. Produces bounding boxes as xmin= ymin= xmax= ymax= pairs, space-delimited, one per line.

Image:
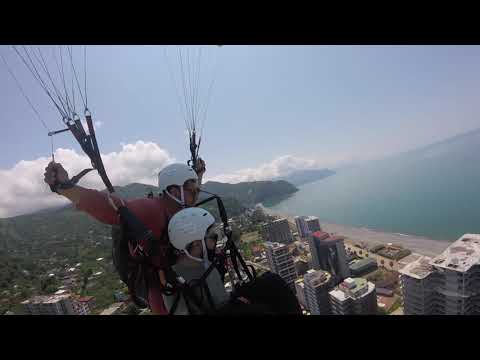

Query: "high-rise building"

xmin=295 ymin=216 xmax=321 ymax=238
xmin=308 ymin=231 xmax=350 ymax=284
xmin=305 ymin=216 xmax=321 ymax=233
xmin=329 ymin=277 xmax=377 ymax=315
xmin=308 ymin=231 xmax=329 ymax=269
xmin=262 ymin=218 xmax=293 ymax=244
xmin=303 ymin=269 xmax=332 ymax=315
xmin=22 ymin=294 xmax=76 ymax=315
xmin=399 ymin=234 xmax=480 ymax=315
xmin=295 ymin=278 xmax=307 ymax=309
xmin=265 ymin=241 xmax=297 ymax=290
xmin=295 ymin=216 xmax=310 ymax=238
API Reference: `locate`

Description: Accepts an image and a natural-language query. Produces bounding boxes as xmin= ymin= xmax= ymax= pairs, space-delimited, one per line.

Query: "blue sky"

xmin=2 ymin=45 xmax=480 ymax=216
xmin=2 ymin=46 xmax=480 ymax=173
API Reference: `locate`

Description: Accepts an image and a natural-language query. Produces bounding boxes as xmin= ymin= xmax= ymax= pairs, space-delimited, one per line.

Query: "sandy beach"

xmin=259 ymin=205 xmax=448 ymax=258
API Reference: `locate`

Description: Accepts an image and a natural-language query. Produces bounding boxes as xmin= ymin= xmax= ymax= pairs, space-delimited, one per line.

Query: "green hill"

xmin=201 ymin=180 xmax=298 ymax=206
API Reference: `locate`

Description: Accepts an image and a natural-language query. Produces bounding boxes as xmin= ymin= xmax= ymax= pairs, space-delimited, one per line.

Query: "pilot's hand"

xmin=44 ymin=161 xmax=69 ymax=186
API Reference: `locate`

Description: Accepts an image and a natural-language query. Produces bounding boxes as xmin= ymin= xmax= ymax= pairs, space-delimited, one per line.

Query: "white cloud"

xmin=0 ymin=145 xmax=359 ymax=217
xmin=207 ymin=155 xmax=332 ymax=184
xmin=0 ymin=141 xmax=175 ymax=218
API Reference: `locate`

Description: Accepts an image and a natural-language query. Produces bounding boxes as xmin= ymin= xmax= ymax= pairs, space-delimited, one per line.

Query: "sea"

xmin=268 ymin=129 xmax=480 ymax=243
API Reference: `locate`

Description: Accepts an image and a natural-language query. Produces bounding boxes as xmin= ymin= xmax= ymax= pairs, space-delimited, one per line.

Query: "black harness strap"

xmin=203 ymin=283 xmax=215 ymax=312
xmin=85 ymin=113 xmax=114 ymax=193
xmin=169 ymin=291 xmax=183 ymax=315
xmin=168 ymin=257 xmax=224 ymax=315
xmin=169 ymin=281 xmax=210 ymax=315
xmin=196 ymin=191 xmax=255 ymax=283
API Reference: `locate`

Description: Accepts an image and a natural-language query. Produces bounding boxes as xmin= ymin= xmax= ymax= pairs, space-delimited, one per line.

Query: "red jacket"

xmin=76 ymin=189 xmax=182 ymax=314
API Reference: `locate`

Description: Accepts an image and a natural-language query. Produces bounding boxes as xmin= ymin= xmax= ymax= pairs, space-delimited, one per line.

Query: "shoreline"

xmin=258 ymin=204 xmax=448 ymax=258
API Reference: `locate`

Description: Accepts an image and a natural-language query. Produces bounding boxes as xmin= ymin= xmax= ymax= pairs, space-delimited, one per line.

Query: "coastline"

xmin=258 ymin=204 xmax=448 ymax=258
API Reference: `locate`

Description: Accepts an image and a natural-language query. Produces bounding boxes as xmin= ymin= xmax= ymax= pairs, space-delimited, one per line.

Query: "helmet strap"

xmin=184 ymin=249 xmax=204 ymax=263
xmin=165 ymin=188 xmax=186 ymax=208
xmin=183 ymin=239 xmax=211 ymax=269
xmin=180 ymin=186 xmax=185 ymax=207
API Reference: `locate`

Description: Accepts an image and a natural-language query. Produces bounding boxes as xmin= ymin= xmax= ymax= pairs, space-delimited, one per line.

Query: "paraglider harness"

xmin=111 ymin=190 xmax=257 ymax=314
xmin=166 ymin=191 xmax=257 ymax=315
xmin=160 ymin=131 xmax=256 ymax=314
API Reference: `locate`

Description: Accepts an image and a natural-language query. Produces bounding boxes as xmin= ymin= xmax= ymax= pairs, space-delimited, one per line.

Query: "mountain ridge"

xmin=274 ymin=168 xmax=336 ymax=186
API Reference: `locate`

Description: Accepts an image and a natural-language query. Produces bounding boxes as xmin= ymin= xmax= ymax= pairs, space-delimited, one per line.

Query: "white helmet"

xmin=168 ymin=207 xmax=216 ymax=266
xmin=158 ymin=163 xmax=198 ymax=207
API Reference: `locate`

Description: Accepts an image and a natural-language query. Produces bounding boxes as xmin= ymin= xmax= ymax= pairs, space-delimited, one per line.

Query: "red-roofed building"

xmin=308 ymin=231 xmax=350 ymax=284
xmin=72 ymin=296 xmax=96 ymax=315
xmin=311 ymin=231 xmax=330 ymax=240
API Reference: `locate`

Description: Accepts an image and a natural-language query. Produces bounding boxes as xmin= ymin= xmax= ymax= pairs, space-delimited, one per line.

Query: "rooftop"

xmin=330 ymin=277 xmax=375 ymax=301
xmin=304 ymin=269 xmax=331 ymax=287
xmin=398 ymin=255 xmax=434 ymax=279
xmin=311 ymin=231 xmax=344 ymax=243
xmin=429 ymin=234 xmax=480 ymax=273
xmin=349 ymin=257 xmax=377 ymax=271
xmin=398 ymin=253 xmax=423 ymax=267
xmin=23 ymin=294 xmax=72 ymax=305
xmin=78 ymin=296 xmax=95 ymax=303
xmin=372 ymin=244 xmax=411 ymax=260
xmin=54 ymin=289 xmax=69 ymax=295
xmin=329 ymin=289 xmax=347 ymax=302
xmin=311 ymin=231 xmax=330 ymax=240
xmin=265 ymin=241 xmax=288 ymax=249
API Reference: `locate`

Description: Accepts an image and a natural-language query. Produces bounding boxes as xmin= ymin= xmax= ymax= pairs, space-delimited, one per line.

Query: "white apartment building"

xmin=399 ymin=234 xmax=480 ymax=315
xmin=22 ymin=294 xmax=76 ymax=315
xmin=329 ymin=277 xmax=377 ymax=315
xmin=265 ymin=241 xmax=297 ymax=290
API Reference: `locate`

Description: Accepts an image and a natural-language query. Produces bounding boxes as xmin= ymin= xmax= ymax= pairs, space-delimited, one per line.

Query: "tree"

xmin=40 ymin=276 xmax=58 ymax=294
xmin=81 ymin=268 xmax=93 ymax=292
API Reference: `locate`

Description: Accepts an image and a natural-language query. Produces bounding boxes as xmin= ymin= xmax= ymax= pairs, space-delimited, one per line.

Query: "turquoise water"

xmin=269 ymin=130 xmax=480 ymax=242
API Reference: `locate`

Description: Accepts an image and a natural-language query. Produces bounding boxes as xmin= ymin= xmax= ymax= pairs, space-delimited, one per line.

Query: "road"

xmin=246 ymin=260 xmax=270 ymax=272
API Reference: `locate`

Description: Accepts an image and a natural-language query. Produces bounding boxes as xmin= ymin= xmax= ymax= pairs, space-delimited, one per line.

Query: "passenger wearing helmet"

xmin=166 ymin=207 xmax=230 ymax=314
xmin=166 ymin=207 xmax=301 ymax=315
xmin=43 ymin=159 xmax=206 ymax=315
